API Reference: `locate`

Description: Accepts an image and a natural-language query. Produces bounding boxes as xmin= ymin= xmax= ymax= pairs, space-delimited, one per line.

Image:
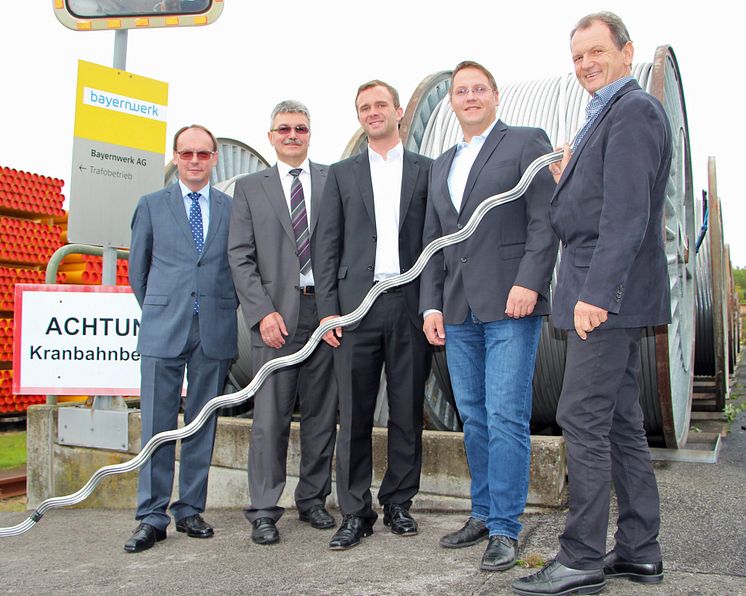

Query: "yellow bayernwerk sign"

xmin=69 ymin=60 xmax=168 ymax=247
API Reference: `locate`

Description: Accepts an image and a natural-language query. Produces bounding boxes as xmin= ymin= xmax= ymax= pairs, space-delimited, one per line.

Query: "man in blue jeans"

xmin=420 ymin=60 xmax=557 ymax=571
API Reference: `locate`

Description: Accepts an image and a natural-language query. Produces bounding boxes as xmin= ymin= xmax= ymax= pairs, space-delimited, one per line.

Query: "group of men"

xmin=124 ymin=11 xmax=672 ymax=596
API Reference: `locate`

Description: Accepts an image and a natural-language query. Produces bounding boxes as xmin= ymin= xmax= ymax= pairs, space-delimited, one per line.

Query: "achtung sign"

xmin=68 ymin=60 xmax=168 ymax=248
xmin=12 ymin=284 xmax=142 ymax=395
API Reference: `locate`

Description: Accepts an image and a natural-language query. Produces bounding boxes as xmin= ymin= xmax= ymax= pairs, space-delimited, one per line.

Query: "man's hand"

xmin=573 ymin=300 xmax=608 ymax=340
xmin=423 ymin=312 xmax=446 ymax=346
xmin=259 ymin=312 xmax=288 ymax=349
xmin=505 ymin=285 xmax=538 ymax=319
xmin=320 ymin=315 xmax=343 ymax=348
xmin=548 ymin=143 xmax=572 ymax=183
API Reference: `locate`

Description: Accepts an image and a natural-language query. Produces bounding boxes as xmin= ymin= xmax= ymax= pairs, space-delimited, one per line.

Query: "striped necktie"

xmin=289 ymin=169 xmax=311 ymax=275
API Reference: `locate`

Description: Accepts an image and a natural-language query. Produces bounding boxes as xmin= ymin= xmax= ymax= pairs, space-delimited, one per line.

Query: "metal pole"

xmin=113 ymin=29 xmax=128 ymax=71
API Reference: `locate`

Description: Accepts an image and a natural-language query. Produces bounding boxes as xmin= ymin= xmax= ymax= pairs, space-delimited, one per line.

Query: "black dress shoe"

xmin=251 ymin=517 xmax=279 ymax=545
xmin=603 ymin=550 xmax=663 ymax=583
xmin=175 ymin=513 xmax=214 ymax=538
xmin=383 ymin=504 xmax=418 ymax=536
xmin=439 ymin=517 xmax=489 ymax=549
xmin=298 ymin=504 xmax=335 ymax=529
xmin=328 ymin=515 xmax=374 ymax=550
xmin=124 ymin=523 xmax=166 ymax=553
xmin=511 ymin=560 xmax=605 ymax=596
xmin=481 ymin=535 xmax=517 ymax=571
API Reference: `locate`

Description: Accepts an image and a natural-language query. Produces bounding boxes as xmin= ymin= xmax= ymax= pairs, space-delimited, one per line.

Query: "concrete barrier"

xmin=26 ymin=405 xmax=566 ymax=511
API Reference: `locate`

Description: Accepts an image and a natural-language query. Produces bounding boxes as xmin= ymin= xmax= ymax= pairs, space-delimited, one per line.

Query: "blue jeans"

xmin=445 ymin=313 xmax=542 ymax=539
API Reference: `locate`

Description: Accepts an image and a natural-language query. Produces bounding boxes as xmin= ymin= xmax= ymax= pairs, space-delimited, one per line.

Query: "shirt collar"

xmin=179 ymin=180 xmax=210 ymax=201
xmin=458 ymin=118 xmax=498 ymax=149
xmin=593 ymin=75 xmax=635 ymax=107
xmin=368 ymin=141 xmax=403 ymax=164
xmin=277 ymin=158 xmax=311 ymax=178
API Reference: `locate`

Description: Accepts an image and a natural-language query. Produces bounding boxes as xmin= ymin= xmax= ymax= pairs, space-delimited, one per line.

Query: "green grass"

xmin=0 ymin=432 xmax=26 ymax=469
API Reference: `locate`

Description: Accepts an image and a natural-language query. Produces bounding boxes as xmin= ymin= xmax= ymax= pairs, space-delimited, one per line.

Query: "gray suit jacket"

xmin=551 ymin=80 xmax=673 ymax=330
xmin=228 ymin=162 xmax=328 ymax=344
xmin=420 ymin=121 xmax=557 ymax=325
xmin=312 ymin=149 xmax=432 ymax=330
xmin=129 ymin=182 xmax=238 ymax=360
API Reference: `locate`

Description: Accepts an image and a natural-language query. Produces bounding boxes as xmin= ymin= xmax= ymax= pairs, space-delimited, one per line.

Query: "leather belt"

xmin=373 ymin=281 xmax=402 ymax=294
xmin=299 ymin=286 xmax=315 ymax=295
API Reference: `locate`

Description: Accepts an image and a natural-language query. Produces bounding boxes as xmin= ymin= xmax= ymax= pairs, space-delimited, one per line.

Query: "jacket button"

xmin=367 ymin=265 xmax=373 ymax=271
xmin=372 ymin=236 xmax=377 ymax=241
xmin=457 ymin=223 xmax=463 ymax=230
xmin=460 ymin=257 xmax=468 ymax=263
xmin=191 ymin=292 xmax=196 ymax=297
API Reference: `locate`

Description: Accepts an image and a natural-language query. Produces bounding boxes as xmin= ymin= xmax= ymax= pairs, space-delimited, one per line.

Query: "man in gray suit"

xmin=126 ymin=124 xmax=237 ymax=553
xmin=312 ymin=80 xmax=432 ymax=550
xmin=513 ymin=12 xmax=671 ymax=596
xmin=228 ymin=100 xmax=337 ymax=546
xmin=420 ymin=61 xmax=556 ymax=572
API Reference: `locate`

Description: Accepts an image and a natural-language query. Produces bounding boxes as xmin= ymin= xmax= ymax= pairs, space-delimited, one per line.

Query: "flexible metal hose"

xmin=0 ymin=149 xmax=563 ymax=538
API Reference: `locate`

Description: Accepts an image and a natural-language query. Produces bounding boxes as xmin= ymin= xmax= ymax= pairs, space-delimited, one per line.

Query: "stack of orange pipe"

xmin=0 ymin=216 xmax=63 ymax=265
xmin=0 ymin=265 xmax=64 ymax=311
xmin=58 ymin=254 xmax=130 ymax=286
xmin=0 ymin=369 xmax=45 ymax=414
xmin=0 ymin=166 xmax=65 ymax=218
xmin=0 ymin=317 xmax=13 ymax=362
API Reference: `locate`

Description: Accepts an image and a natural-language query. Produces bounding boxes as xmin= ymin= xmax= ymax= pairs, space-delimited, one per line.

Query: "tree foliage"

xmin=734 ymin=267 xmax=746 ymax=302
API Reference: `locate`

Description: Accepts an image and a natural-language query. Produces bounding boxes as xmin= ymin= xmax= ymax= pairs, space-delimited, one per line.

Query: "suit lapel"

xmin=201 ymin=189 xmax=223 ymax=258
xmin=460 ymin=121 xmax=507 ymax=214
xmin=399 ymin=151 xmax=419 ymax=230
xmin=309 ymin=161 xmax=327 ymax=234
xmin=260 ymin=165 xmax=295 ymax=243
xmin=553 ymin=80 xmax=640 ymax=200
xmin=439 ymin=146 xmax=458 ymax=216
xmin=354 ymin=150 xmax=376 ymax=227
xmin=166 ymin=183 xmax=195 ymax=247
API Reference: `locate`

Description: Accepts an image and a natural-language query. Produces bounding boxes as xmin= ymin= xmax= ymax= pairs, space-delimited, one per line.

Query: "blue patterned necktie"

xmin=289 ymin=169 xmax=311 ymax=275
xmin=188 ymin=192 xmax=204 ymax=313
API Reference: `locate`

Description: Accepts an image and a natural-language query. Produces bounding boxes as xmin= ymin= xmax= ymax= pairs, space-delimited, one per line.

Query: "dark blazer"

xmin=228 ymin=162 xmax=327 ymax=344
xmin=129 ymin=182 xmax=238 ymax=360
xmin=550 ymin=80 xmax=673 ymax=330
xmin=420 ymin=121 xmax=557 ymax=325
xmin=312 ymin=148 xmax=432 ymax=330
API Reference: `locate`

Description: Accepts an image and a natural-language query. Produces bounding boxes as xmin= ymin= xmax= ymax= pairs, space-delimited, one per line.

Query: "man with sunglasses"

xmin=126 ymin=124 xmax=237 ymax=553
xmin=313 ymin=80 xmax=432 ymax=550
xmin=420 ymin=61 xmax=556 ymax=572
xmin=228 ymin=100 xmax=337 ymax=546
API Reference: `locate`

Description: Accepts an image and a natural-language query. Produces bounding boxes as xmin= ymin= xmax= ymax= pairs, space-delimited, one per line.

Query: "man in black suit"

xmin=228 ymin=100 xmax=337 ymax=546
xmin=513 ymin=12 xmax=672 ymax=596
xmin=312 ymin=79 xmax=432 ymax=550
xmin=420 ymin=61 xmax=556 ymax=572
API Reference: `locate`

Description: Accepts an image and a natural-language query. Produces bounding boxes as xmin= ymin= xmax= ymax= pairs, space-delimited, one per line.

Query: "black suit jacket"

xmin=551 ymin=80 xmax=673 ymax=330
xmin=312 ymin=148 xmax=432 ymax=330
xmin=420 ymin=121 xmax=557 ymax=324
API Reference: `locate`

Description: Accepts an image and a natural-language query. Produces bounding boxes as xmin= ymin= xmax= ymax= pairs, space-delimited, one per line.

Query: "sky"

xmin=2 ymin=2 xmax=744 ymax=266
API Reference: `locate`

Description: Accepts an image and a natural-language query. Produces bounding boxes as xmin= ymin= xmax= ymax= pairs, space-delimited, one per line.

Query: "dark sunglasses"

xmin=270 ymin=125 xmax=310 ymax=135
xmin=176 ymin=150 xmax=215 ymax=161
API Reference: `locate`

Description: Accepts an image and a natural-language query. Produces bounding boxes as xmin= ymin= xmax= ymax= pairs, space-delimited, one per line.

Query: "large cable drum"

xmin=396 ymin=46 xmax=695 ymax=447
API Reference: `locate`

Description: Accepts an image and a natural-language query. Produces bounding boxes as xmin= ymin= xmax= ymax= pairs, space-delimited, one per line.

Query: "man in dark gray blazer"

xmin=312 ymin=80 xmax=432 ymax=550
xmin=513 ymin=12 xmax=672 ymax=596
xmin=228 ymin=100 xmax=337 ymax=546
xmin=126 ymin=124 xmax=237 ymax=553
xmin=420 ymin=61 xmax=557 ymax=573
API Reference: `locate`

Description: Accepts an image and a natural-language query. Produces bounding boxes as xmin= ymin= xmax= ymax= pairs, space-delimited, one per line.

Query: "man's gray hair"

xmin=571 ymin=11 xmax=631 ymax=50
xmin=270 ymin=100 xmax=311 ymax=128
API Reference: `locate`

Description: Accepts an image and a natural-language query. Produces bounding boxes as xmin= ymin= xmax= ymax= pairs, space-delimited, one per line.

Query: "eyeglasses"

xmin=270 ymin=125 xmax=310 ymax=135
xmin=176 ymin=150 xmax=215 ymax=161
xmin=452 ymin=85 xmax=493 ymax=97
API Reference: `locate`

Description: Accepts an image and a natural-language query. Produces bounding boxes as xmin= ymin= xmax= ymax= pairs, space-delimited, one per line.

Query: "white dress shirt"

xmin=447 ymin=118 xmax=498 ymax=212
xmin=368 ymin=142 xmax=403 ymax=282
xmin=277 ymin=158 xmax=314 ymax=287
xmin=179 ymin=180 xmax=209 ymax=243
